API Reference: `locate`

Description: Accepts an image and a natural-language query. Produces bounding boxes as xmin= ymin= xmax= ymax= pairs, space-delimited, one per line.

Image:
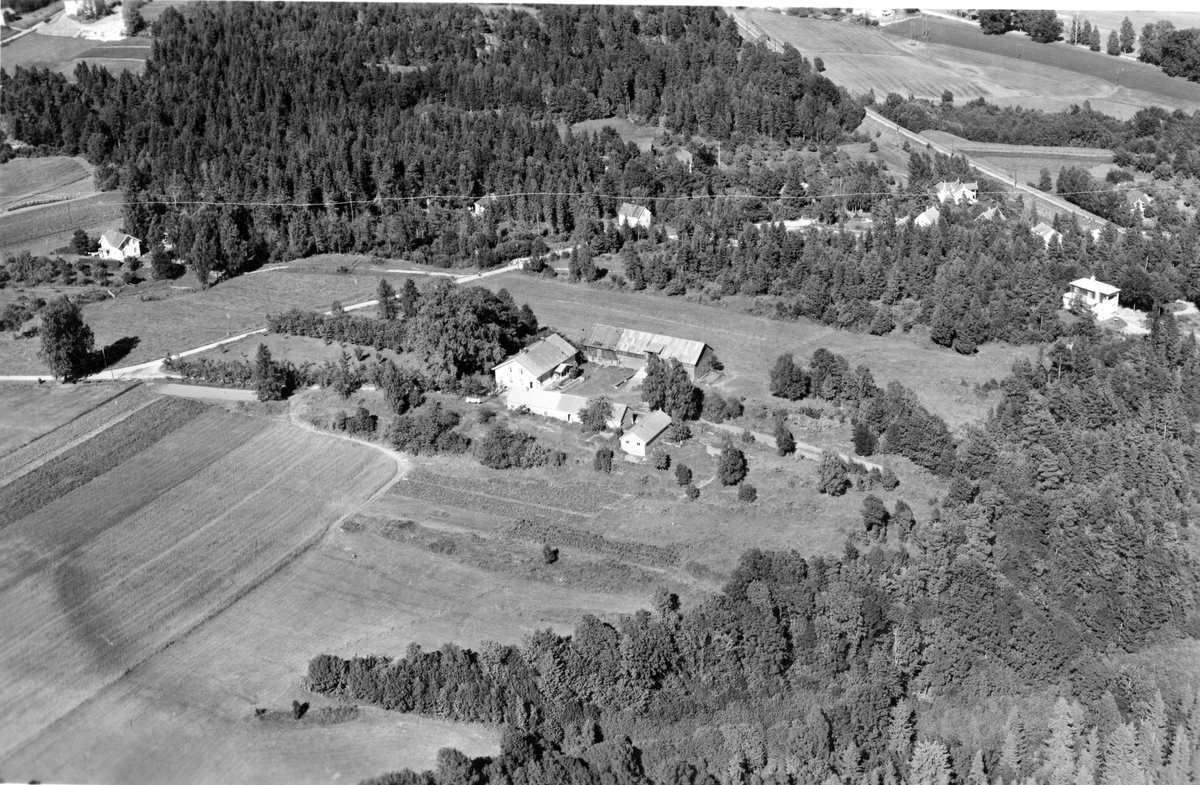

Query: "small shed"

xmin=619 ymin=410 xmax=673 ymax=457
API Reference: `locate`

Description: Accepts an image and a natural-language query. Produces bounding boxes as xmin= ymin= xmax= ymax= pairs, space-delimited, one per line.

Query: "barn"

xmin=583 ymin=324 xmax=713 ymax=380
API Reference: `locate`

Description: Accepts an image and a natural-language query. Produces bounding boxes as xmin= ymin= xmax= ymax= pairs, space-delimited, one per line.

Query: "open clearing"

xmin=469 ymin=272 xmax=1032 ymax=429
xmin=0 ymin=381 xmax=128 ymax=457
xmin=569 ymin=116 xmax=663 ymax=152
xmin=918 ymin=129 xmax=1116 ymax=186
xmin=0 ymin=32 xmax=150 ymax=77
xmin=0 ymin=156 xmax=95 ymax=211
xmin=0 ymin=190 xmax=125 ymax=257
xmin=744 ymin=11 xmax=1200 ymax=119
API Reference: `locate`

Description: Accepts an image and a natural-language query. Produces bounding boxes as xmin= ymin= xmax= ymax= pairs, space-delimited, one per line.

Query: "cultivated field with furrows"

xmin=743 ymin=11 xmax=1200 ymax=119
xmin=0 ymin=190 xmax=125 ymax=257
xmin=918 ymin=129 xmax=1117 ymax=186
xmin=469 ymin=272 xmax=1033 ymax=429
xmin=0 ymin=381 xmax=130 ymax=457
xmin=0 ymin=156 xmax=96 ymax=212
xmin=0 ymin=397 xmax=397 ymax=770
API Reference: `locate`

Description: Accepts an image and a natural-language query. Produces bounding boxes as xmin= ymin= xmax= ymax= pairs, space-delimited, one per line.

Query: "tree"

xmin=1139 ymin=20 xmax=1175 ymax=65
xmin=909 ymin=740 xmax=952 ymax=785
xmin=541 ymin=544 xmax=559 ymax=564
xmin=674 ymin=462 xmax=692 ymax=486
xmin=852 ymin=421 xmax=877 ymax=456
xmin=593 ymin=447 xmax=613 ymax=473
xmin=581 ymin=397 xmax=614 ymax=433
xmin=122 ymin=0 xmax=145 ymax=36
xmin=1106 ymin=29 xmax=1120 ymax=56
xmin=150 ymin=247 xmax=183 ymax=280
xmin=1159 ymin=29 xmax=1200 ymax=81
xmin=1038 ymin=168 xmax=1054 ymax=191
xmin=1089 ymin=26 xmax=1101 ymax=51
xmin=1119 ymin=17 xmax=1136 ymax=53
xmin=38 ymin=296 xmax=94 ymax=382
xmin=737 ymin=483 xmax=757 ymax=502
xmin=400 ymin=278 xmax=420 ymax=318
xmin=652 ymin=449 xmax=670 ymax=470
xmin=774 ymin=418 xmax=796 ymax=457
xmin=978 ymin=10 xmax=1012 ymax=35
xmin=941 ymin=90 xmax=953 ymax=106
xmin=1082 ymin=19 xmax=1093 ymax=46
xmin=380 ymin=361 xmax=425 ymax=415
xmin=769 ymin=353 xmax=809 ymax=400
xmin=252 ymin=343 xmax=285 ymax=401
xmin=862 ymin=494 xmax=889 ymax=540
xmin=718 ymin=443 xmax=748 ymax=486
xmin=376 ymin=278 xmax=397 ymax=321
xmin=813 ymin=56 xmax=825 ymax=72
xmin=70 ymin=229 xmax=92 ymax=255
xmin=817 ymin=449 xmax=850 ymax=496
xmin=881 ymin=466 xmax=900 ymax=491
xmin=643 ymin=356 xmax=697 ymax=420
xmin=1026 ymin=10 xmax=1063 ymax=43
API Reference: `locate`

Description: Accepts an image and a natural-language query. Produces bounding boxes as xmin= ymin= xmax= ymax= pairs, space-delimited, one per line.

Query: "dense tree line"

xmin=266 ymin=307 xmax=406 ymax=352
xmin=1137 ymin=22 xmax=1200 ymax=82
xmin=0 ymin=3 xmax=862 ymax=277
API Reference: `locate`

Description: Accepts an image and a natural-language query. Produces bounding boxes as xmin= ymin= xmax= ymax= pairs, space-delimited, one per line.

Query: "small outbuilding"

xmin=619 ymin=410 xmax=673 ymax=457
xmin=492 ymin=333 xmax=578 ymax=391
xmin=1063 ymin=277 xmax=1120 ymax=320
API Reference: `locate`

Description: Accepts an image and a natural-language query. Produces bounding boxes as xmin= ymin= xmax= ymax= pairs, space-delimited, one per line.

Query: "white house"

xmin=936 ymin=180 xmax=978 ymax=205
xmin=1126 ymin=189 xmax=1154 ymax=219
xmin=914 ymin=206 xmax=940 ymax=228
xmin=1032 ymin=222 xmax=1063 ymax=247
xmin=1063 ymin=277 xmax=1120 ymax=320
xmin=506 ymin=387 xmax=631 ymax=429
xmin=974 ymin=206 xmax=1006 ymax=222
xmin=98 ymin=231 xmax=142 ymax=261
xmin=617 ymin=203 xmax=652 ymax=230
xmin=471 ymin=194 xmax=498 ymax=217
xmin=492 ymin=333 xmax=578 ymax=391
xmin=583 ymin=324 xmax=713 ymax=380
xmin=619 ymin=410 xmax=673 ymax=457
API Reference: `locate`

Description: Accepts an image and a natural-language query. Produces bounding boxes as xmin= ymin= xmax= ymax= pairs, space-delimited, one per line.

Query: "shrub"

xmin=674 ymin=462 xmax=692 ymax=486
xmin=542 ymin=544 xmax=559 ymax=564
xmin=666 ymin=421 xmax=691 ymax=443
xmin=817 ymin=449 xmax=850 ymax=496
xmin=738 ymin=483 xmax=757 ymax=503
xmin=684 ymin=483 xmax=699 ymax=499
xmin=476 ymin=423 xmax=551 ymax=469
xmin=718 ymin=444 xmax=748 ymax=486
xmin=882 ymin=467 xmax=900 ymax=490
xmin=387 ymin=404 xmax=468 ymax=455
xmin=652 ymin=449 xmax=671 ymax=470
xmin=593 ymin=447 xmax=614 ymax=473
xmin=774 ymin=419 xmax=796 ymax=456
xmin=581 ymin=397 xmax=614 ymax=433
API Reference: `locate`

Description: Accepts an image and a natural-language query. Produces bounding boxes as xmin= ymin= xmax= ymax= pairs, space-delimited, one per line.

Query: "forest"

xmin=310 ymin=310 xmax=1200 ymax=785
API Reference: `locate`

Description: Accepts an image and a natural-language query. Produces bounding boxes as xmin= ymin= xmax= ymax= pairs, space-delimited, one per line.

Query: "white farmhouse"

xmin=492 ymin=333 xmax=578 ymax=391
xmin=1063 ymin=278 xmax=1120 ymax=320
xmin=1032 ymin=222 xmax=1063 ymax=247
xmin=619 ymin=410 xmax=673 ymax=457
xmin=98 ymin=231 xmax=142 ymax=262
xmin=617 ymin=203 xmax=652 ymax=230
xmin=914 ymin=206 xmax=940 ymax=228
xmin=936 ymin=180 xmax=978 ymax=205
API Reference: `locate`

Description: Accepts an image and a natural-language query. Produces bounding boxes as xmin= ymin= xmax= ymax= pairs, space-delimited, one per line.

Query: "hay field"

xmin=0 ymin=31 xmax=95 ymax=72
xmin=918 ymin=129 xmax=1116 ymax=186
xmin=0 ymin=156 xmax=95 ymax=211
xmin=0 ymin=382 xmax=128 ymax=456
xmin=569 ymin=116 xmax=663 ymax=152
xmin=0 ymin=191 xmax=125 ymax=257
xmin=469 ymin=272 xmax=1031 ymax=429
xmin=0 ymin=397 xmax=397 ymax=765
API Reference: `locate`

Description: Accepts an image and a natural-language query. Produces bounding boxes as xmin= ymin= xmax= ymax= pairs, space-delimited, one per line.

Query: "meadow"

xmin=0 ymin=156 xmax=95 ymax=211
xmin=569 ymin=116 xmax=663 ymax=152
xmin=919 ymin=129 xmax=1116 ymax=185
xmin=0 ymin=33 xmax=150 ymax=77
xmin=0 ymin=190 xmax=125 ymax=257
xmin=0 ymin=396 xmax=401 ymax=777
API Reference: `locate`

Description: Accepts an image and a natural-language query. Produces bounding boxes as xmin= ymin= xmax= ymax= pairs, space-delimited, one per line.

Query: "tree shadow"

xmin=86 ymin=336 xmax=140 ymax=376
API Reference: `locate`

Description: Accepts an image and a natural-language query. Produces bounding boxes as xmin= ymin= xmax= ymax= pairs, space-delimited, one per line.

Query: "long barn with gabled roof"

xmin=582 ymin=324 xmax=713 ymax=380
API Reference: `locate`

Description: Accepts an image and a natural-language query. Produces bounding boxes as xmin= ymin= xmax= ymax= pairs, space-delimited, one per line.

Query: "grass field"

xmin=469 ymin=271 xmax=1030 ymax=429
xmin=744 ymin=11 xmax=1200 ymax=119
xmin=0 ymin=156 xmax=95 ymax=211
xmin=0 ymin=31 xmax=95 ymax=72
xmin=569 ymin=116 xmax=664 ymax=152
xmin=0 ymin=382 xmax=129 ymax=457
xmin=0 ymin=397 xmax=401 ymax=777
xmin=918 ymin=129 xmax=1116 ymax=186
xmin=0 ymin=191 xmax=125 ymax=257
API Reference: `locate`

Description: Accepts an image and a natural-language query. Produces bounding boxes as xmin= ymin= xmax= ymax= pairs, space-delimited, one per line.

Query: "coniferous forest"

xmin=2 ymin=5 xmax=1199 ymax=784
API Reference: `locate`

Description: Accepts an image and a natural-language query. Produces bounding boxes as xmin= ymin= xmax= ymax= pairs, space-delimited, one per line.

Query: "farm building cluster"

xmin=492 ymin=323 xmax=713 ymax=457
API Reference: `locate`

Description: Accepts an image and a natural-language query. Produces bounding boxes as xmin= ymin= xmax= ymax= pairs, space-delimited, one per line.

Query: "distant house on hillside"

xmin=506 ymin=387 xmax=631 ymax=429
xmin=1063 ymin=277 xmax=1120 ymax=320
xmin=619 ymin=410 xmax=673 ymax=457
xmin=974 ymin=206 xmax=1006 ymax=222
xmin=583 ymin=324 xmax=713 ymax=380
xmin=1032 ymin=222 xmax=1063 ymax=247
xmin=1126 ymin=189 xmax=1154 ymax=219
xmin=936 ymin=179 xmax=978 ymax=205
xmin=914 ymin=206 xmax=940 ymax=228
xmin=64 ymin=0 xmax=108 ymax=18
xmin=617 ymin=203 xmax=652 ymax=230
xmin=492 ymin=333 xmax=578 ymax=391
xmin=98 ymin=231 xmax=142 ymax=261
xmin=471 ymin=194 xmax=498 ymax=217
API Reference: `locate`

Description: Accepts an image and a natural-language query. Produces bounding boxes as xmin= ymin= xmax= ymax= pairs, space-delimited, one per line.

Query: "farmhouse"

xmin=98 ymin=231 xmax=142 ymax=261
xmin=617 ymin=203 xmax=653 ymax=230
xmin=935 ymin=180 xmax=978 ymax=205
xmin=974 ymin=206 xmax=1006 ymax=222
xmin=914 ymin=206 xmax=940 ymax=228
xmin=1032 ymin=222 xmax=1063 ymax=247
xmin=1126 ymin=189 xmax=1154 ymax=219
xmin=492 ymin=333 xmax=578 ymax=391
xmin=1063 ymin=278 xmax=1120 ymax=319
xmin=619 ymin=410 xmax=673 ymax=457
xmin=506 ymin=387 xmax=631 ymax=429
xmin=471 ymin=194 xmax=498 ymax=216
xmin=583 ymin=324 xmax=713 ymax=380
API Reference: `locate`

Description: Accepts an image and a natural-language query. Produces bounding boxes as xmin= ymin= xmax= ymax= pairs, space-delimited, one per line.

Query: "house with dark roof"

xmin=492 ymin=333 xmax=578 ymax=391
xmin=98 ymin=231 xmax=142 ymax=262
xmin=617 ymin=203 xmax=652 ymax=230
xmin=619 ymin=410 xmax=673 ymax=457
xmin=583 ymin=324 xmax=713 ymax=380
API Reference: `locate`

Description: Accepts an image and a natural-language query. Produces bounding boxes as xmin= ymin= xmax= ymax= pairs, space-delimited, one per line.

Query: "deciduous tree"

xmin=38 ymin=296 xmax=94 ymax=382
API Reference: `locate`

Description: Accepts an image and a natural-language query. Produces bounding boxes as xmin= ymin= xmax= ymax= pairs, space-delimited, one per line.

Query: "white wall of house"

xmin=494 ymin=361 xmax=540 ymax=391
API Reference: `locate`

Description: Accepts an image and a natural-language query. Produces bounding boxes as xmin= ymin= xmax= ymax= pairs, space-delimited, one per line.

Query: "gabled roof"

xmin=1032 ymin=221 xmax=1062 ymax=239
xmin=975 ymin=206 xmax=1006 ymax=222
xmin=507 ymin=387 xmax=582 ymax=415
xmin=915 ymin=206 xmax=940 ymax=225
xmin=623 ymin=410 xmax=672 ymax=444
xmin=1069 ymin=277 xmax=1120 ymax=296
xmin=101 ymin=230 xmax=138 ymax=249
xmin=584 ymin=324 xmax=708 ymax=367
xmin=1126 ymin=189 xmax=1153 ymax=204
xmin=495 ymin=333 xmax=577 ymax=378
xmin=618 ymin=203 xmax=651 ymax=221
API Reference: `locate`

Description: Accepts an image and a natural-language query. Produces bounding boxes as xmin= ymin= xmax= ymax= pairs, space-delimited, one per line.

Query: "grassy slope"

xmin=0 ymin=191 xmax=125 ymax=257
xmin=0 ymin=157 xmax=94 ymax=210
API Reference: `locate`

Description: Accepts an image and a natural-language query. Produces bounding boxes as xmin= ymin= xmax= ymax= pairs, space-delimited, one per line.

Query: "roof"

xmin=618 ymin=203 xmax=651 ymax=221
xmin=622 ymin=410 xmax=672 ymax=444
xmin=915 ymin=206 xmax=940 ymax=225
xmin=584 ymin=324 xmax=708 ymax=367
xmin=1126 ymin=189 xmax=1153 ymax=204
xmin=101 ymin=230 xmax=137 ymax=249
xmin=1069 ymin=277 xmax=1120 ymax=296
xmin=495 ymin=333 xmax=577 ymax=378
xmin=1032 ymin=222 xmax=1062 ymax=238
xmin=507 ymin=387 xmax=584 ymax=415
xmin=975 ymin=206 xmax=1005 ymax=221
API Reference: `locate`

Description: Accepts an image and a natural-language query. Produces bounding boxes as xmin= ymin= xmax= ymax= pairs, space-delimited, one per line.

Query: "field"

xmin=0 ymin=32 xmax=150 ymax=77
xmin=569 ymin=116 xmax=664 ymax=152
xmin=744 ymin=11 xmax=1200 ymax=119
xmin=0 ymin=191 xmax=125 ymax=257
xmin=918 ymin=129 xmax=1116 ymax=185
xmin=0 ymin=389 xmax=666 ymax=784
xmin=0 ymin=381 xmax=130 ymax=457
xmin=0 ymin=156 xmax=95 ymax=212
xmin=469 ymin=271 xmax=1031 ymax=429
